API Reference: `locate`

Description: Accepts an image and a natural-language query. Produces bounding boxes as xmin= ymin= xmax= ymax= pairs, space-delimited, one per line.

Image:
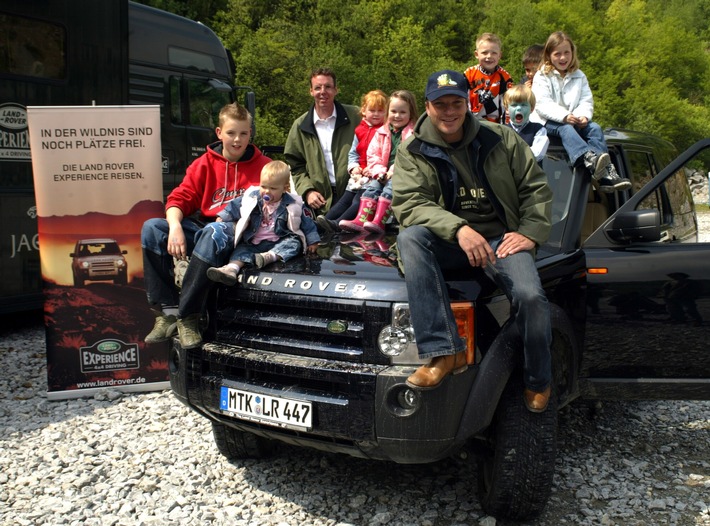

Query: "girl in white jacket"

xmin=531 ymin=31 xmax=630 ymax=193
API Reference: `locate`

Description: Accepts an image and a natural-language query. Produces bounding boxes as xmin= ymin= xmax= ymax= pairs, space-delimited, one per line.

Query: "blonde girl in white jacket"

xmin=531 ymin=31 xmax=630 ymax=193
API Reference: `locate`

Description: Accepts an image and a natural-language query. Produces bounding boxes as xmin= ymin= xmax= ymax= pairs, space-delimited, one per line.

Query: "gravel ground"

xmin=1 ymin=212 xmax=709 ymax=526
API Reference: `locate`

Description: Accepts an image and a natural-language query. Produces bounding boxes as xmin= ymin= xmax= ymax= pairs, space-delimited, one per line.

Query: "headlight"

xmin=116 ymin=260 xmax=125 ymax=267
xmin=377 ymin=326 xmax=413 ymax=356
xmin=81 ymin=262 xmax=90 ymax=269
xmin=377 ymin=303 xmax=421 ymax=364
xmin=378 ymin=302 xmax=477 ymax=365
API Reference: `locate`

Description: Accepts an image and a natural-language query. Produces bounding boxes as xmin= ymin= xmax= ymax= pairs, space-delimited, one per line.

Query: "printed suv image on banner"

xmin=27 ymin=105 xmax=167 ymax=400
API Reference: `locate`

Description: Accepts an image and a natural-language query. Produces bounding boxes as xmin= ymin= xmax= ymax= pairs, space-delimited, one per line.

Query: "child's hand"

xmin=524 ymin=79 xmax=533 ymax=89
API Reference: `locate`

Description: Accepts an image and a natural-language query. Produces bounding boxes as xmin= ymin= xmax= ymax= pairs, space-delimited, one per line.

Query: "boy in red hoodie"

xmin=142 ymin=102 xmax=271 ymax=348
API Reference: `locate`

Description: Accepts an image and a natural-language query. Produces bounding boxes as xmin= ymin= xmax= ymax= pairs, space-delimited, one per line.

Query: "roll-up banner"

xmin=27 ymin=106 xmax=167 ymax=400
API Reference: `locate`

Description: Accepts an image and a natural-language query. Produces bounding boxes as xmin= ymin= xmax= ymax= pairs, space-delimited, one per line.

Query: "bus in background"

xmin=0 ymin=0 xmax=249 ymax=313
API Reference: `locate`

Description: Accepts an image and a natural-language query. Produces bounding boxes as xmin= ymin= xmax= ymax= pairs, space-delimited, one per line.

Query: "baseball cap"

xmin=425 ymin=70 xmax=469 ymax=101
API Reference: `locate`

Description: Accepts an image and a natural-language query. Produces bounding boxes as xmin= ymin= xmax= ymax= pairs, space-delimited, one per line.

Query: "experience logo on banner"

xmin=27 ymin=105 xmax=167 ymax=400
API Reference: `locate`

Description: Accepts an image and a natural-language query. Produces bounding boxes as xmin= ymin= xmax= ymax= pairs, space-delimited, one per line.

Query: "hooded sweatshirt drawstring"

xmin=217 ymin=160 xmax=231 ymax=209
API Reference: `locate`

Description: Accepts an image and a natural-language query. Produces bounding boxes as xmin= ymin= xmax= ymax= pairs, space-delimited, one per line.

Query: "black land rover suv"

xmin=169 ymin=132 xmax=710 ymax=520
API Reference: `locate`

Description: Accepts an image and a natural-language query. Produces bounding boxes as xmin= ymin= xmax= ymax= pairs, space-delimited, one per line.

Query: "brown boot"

xmin=145 ymin=310 xmax=177 ymax=344
xmin=177 ymin=314 xmax=203 ymax=349
xmin=524 ymin=386 xmax=551 ymax=413
xmin=406 ymin=350 xmax=468 ymax=389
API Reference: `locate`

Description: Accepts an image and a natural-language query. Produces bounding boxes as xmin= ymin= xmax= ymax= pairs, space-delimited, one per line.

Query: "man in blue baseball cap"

xmin=391 ymin=69 xmax=555 ymax=412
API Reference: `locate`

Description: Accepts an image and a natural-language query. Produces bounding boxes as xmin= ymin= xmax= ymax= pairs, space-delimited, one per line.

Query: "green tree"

xmin=145 ymin=0 xmax=710 ymax=151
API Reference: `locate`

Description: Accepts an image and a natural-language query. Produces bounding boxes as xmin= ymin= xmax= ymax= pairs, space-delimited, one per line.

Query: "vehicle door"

xmin=581 ymin=139 xmax=710 ymax=399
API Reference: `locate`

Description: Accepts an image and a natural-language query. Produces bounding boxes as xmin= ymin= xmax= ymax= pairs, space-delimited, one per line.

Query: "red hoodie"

xmin=165 ymin=141 xmax=271 ymax=221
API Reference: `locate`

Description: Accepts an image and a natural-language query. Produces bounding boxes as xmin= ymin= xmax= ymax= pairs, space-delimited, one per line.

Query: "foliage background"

xmin=140 ymin=0 xmax=710 ymax=152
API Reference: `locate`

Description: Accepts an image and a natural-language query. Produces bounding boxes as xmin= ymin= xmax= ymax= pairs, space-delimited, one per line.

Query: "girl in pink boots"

xmin=339 ymin=90 xmax=418 ymax=233
xmin=316 ymin=90 xmax=388 ymax=233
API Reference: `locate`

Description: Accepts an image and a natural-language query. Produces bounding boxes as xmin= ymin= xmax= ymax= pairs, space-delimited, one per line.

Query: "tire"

xmin=477 ymin=378 xmax=558 ymax=521
xmin=211 ymin=422 xmax=276 ymax=460
xmin=73 ymin=274 xmax=83 ymax=287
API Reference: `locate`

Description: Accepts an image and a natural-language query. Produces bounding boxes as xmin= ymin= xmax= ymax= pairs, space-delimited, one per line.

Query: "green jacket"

xmin=392 ymin=112 xmax=552 ymax=247
xmin=284 ymin=101 xmax=361 ymax=213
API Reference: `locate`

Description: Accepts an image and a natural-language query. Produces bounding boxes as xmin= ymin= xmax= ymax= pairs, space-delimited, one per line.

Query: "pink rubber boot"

xmin=339 ymin=197 xmax=376 ymax=232
xmin=363 ymin=197 xmax=392 ymax=234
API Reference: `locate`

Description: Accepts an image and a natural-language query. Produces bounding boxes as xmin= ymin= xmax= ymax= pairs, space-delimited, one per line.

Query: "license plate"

xmin=220 ymin=386 xmax=312 ymax=430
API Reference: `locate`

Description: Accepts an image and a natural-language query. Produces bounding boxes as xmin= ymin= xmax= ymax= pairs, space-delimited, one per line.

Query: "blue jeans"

xmin=362 ymin=179 xmax=393 ymax=200
xmin=396 ymin=225 xmax=552 ymax=391
xmin=229 ymin=236 xmax=302 ymax=265
xmin=545 ymin=120 xmax=607 ymax=166
xmin=142 ymin=218 xmax=238 ymax=316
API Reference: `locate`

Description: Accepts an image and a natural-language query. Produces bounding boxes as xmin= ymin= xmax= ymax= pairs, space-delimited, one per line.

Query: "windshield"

xmin=78 ymin=242 xmax=122 ymax=256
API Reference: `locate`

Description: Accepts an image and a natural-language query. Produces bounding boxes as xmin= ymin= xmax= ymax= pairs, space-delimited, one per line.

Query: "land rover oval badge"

xmin=327 ymin=320 xmax=348 ymax=334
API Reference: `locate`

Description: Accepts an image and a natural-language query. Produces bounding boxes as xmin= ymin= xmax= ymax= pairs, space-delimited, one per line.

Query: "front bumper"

xmin=169 ymin=341 xmax=476 ymax=463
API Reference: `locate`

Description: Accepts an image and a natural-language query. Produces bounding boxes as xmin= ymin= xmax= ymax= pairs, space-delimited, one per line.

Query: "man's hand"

xmin=456 ymin=225 xmax=496 ymax=267
xmin=306 ymin=243 xmax=319 ymax=254
xmin=306 ymin=190 xmax=326 ymax=209
xmin=496 ymin=231 xmax=535 ymax=258
xmin=167 ymin=225 xmax=187 ymax=259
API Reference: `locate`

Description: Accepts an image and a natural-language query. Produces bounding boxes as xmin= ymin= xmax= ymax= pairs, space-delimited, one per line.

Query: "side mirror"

xmin=606 ymin=209 xmax=661 ymax=243
xmin=234 ymin=86 xmax=256 ymax=140
xmin=244 ymin=91 xmax=256 ymax=117
xmin=208 ymin=78 xmax=232 ymax=92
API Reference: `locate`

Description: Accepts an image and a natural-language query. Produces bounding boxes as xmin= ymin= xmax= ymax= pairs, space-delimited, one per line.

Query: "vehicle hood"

xmin=235 ymin=232 xmax=489 ymax=302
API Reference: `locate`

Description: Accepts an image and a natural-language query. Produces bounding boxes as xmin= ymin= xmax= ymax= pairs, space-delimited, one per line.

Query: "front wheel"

xmin=211 ymin=422 xmax=276 ymax=460
xmin=477 ymin=379 xmax=558 ymax=521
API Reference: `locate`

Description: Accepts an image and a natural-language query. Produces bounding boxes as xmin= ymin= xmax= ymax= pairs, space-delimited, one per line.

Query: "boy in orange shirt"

xmin=464 ymin=32 xmax=514 ymax=123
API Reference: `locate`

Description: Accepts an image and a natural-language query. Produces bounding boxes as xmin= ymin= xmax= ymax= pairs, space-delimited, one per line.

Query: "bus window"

xmin=0 ymin=14 xmax=66 ymax=79
xmin=186 ymin=79 xmax=231 ymax=128
xmin=168 ymin=46 xmax=225 ymax=75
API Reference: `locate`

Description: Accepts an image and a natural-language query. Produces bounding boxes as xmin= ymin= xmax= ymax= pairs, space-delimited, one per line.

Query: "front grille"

xmin=200 ymin=343 xmax=385 ymax=442
xmin=213 ymin=288 xmax=392 ymax=365
xmin=89 ymin=261 xmax=115 ymax=271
